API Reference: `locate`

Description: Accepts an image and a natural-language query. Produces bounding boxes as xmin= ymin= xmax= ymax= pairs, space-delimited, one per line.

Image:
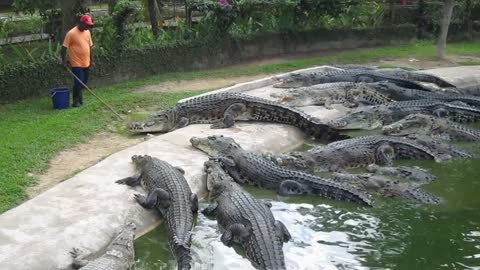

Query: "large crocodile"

xmin=270 ymin=82 xmax=394 ymax=107
xmin=331 ymin=99 xmax=480 ymax=130
xmin=368 ymin=81 xmax=480 ymax=107
xmin=273 ymin=69 xmax=433 ymax=90
xmin=71 ymin=222 xmax=136 ymax=270
xmin=128 ymin=92 xmax=347 ymax=141
xmin=116 ymin=155 xmax=198 ymax=270
xmin=366 ymin=164 xmax=436 ymax=183
xmin=190 ymin=135 xmax=374 ymax=206
xmin=374 ymin=68 xmax=456 ymax=88
xmin=270 ymin=135 xmax=449 ymax=173
xmin=383 ymin=113 xmax=480 ymax=141
xmin=202 ymin=159 xmax=290 ymax=270
xmin=333 ymin=173 xmax=442 ymax=204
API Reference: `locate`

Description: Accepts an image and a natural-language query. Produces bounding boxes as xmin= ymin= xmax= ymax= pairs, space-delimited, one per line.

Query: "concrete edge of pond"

xmin=0 ymin=65 xmax=476 ymax=270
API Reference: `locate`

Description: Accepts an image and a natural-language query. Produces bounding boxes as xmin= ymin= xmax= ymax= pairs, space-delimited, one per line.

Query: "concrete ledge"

xmin=0 ymin=124 xmax=306 ymax=270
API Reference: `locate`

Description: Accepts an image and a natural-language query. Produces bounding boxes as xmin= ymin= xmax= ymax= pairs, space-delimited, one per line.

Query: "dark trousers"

xmin=71 ymin=67 xmax=89 ymax=105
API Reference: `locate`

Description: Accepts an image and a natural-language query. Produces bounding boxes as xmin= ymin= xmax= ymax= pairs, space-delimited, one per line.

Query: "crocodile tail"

xmin=410 ymin=72 xmax=456 ymax=88
xmin=399 ymin=186 xmax=443 ymax=205
xmin=302 ymin=117 xmax=350 ymax=142
xmin=174 ymin=244 xmax=192 ymax=270
xmin=309 ymin=179 xmax=375 ymax=206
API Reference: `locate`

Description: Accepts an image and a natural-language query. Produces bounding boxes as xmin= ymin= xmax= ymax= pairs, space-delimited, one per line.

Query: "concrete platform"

xmin=0 ymin=65 xmax=477 ymax=270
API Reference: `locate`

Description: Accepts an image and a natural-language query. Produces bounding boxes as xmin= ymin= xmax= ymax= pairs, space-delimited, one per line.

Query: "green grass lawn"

xmin=0 ymin=40 xmax=479 ymax=213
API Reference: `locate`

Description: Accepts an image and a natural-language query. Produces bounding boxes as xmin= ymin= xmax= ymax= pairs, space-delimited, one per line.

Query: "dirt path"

xmin=27 ymin=53 xmax=476 ymax=198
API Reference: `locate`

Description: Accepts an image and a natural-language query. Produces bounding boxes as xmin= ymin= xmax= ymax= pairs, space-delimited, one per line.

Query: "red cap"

xmin=80 ymin=14 xmax=94 ymax=26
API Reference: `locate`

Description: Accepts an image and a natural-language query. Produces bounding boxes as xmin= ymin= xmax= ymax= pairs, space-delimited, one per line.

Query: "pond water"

xmin=133 ymin=141 xmax=480 ymax=270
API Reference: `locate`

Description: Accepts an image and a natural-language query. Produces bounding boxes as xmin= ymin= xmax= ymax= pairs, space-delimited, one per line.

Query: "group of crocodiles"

xmin=72 ymin=66 xmax=479 ymax=269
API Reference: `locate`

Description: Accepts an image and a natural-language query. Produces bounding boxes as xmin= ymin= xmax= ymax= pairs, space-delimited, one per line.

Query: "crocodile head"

xmin=190 ymin=135 xmax=242 ymax=156
xmin=383 ymin=114 xmax=435 ymax=136
xmin=131 ymin=154 xmax=155 ymax=169
xmin=204 ymin=159 xmax=235 ymax=199
xmin=110 ymin=222 xmax=136 ymax=257
xmin=330 ymin=105 xmax=388 ymax=130
xmin=128 ymin=107 xmax=177 ymax=133
xmin=273 ymin=74 xmax=306 ymax=88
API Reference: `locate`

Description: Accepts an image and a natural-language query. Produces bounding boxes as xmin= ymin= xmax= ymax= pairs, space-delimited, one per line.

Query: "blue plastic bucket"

xmin=50 ymin=87 xmax=70 ymax=109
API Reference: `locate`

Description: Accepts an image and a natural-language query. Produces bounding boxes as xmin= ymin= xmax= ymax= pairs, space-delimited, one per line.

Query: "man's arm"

xmin=89 ymin=46 xmax=94 ymax=68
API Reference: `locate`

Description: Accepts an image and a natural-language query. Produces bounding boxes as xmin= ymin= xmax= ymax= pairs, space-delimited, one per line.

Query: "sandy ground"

xmin=27 ymin=53 xmax=479 ymax=198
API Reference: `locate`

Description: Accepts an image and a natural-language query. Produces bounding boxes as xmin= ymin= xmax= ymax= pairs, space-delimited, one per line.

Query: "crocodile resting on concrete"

xmin=270 ymin=135 xmax=447 ymax=173
xmin=374 ymin=68 xmax=456 ymax=88
xmin=331 ymin=99 xmax=480 ymax=130
xmin=190 ymin=135 xmax=374 ymax=206
xmin=270 ymin=82 xmax=394 ymax=107
xmin=116 ymin=155 xmax=198 ymax=270
xmin=383 ymin=113 xmax=480 ymax=141
xmin=202 ymin=159 xmax=291 ymax=270
xmin=368 ymin=81 xmax=480 ymax=107
xmin=128 ymin=92 xmax=347 ymax=141
xmin=333 ymin=173 xmax=442 ymax=204
xmin=273 ymin=69 xmax=433 ymax=90
xmin=71 ymin=222 xmax=136 ymax=270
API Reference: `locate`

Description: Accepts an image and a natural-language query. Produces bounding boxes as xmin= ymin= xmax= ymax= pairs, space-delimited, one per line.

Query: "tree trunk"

xmin=108 ymin=0 xmax=117 ymax=15
xmin=147 ymin=0 xmax=160 ymax=38
xmin=59 ymin=0 xmax=85 ymax=40
xmin=464 ymin=0 xmax=473 ymax=40
xmin=436 ymin=0 xmax=455 ymax=59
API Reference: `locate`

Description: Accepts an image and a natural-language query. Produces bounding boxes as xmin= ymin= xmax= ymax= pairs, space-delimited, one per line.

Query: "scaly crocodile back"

xmin=139 ymin=158 xmax=194 ymax=269
xmin=177 ymin=92 xmax=345 ymax=141
xmin=216 ymin=182 xmax=287 ymax=269
xmin=239 ymin=152 xmax=374 ymax=206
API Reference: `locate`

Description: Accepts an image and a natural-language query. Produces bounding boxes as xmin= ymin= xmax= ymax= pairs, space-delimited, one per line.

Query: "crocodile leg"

xmin=191 ymin=193 xmax=199 ymax=213
xmin=221 ymin=223 xmax=251 ymax=247
xmin=275 ymin=220 xmax=291 ymax=243
xmin=262 ymin=199 xmax=273 ymax=208
xmin=174 ymin=166 xmax=185 ymax=175
xmin=202 ymin=201 xmax=218 ymax=216
xmin=211 ymin=103 xmax=247 ymax=129
xmin=115 ymin=174 xmax=141 ymax=186
xmin=134 ymin=188 xmax=170 ymax=209
xmin=375 ymin=143 xmax=395 ymax=166
xmin=324 ymin=97 xmax=333 ymax=109
xmin=70 ymin=248 xmax=90 ymax=269
xmin=278 ymin=180 xmax=310 ymax=196
xmin=173 ymin=117 xmax=189 ymax=130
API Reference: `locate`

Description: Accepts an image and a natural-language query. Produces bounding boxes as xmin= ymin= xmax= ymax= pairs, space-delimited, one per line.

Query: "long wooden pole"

xmin=66 ymin=68 xmax=125 ymax=121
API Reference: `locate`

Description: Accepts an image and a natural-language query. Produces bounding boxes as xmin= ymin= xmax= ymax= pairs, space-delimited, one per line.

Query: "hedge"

xmin=0 ymin=24 xmax=417 ymax=103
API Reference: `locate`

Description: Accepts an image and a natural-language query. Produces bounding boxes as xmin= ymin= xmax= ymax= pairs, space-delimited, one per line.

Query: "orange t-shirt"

xmin=63 ymin=26 xmax=93 ymax=68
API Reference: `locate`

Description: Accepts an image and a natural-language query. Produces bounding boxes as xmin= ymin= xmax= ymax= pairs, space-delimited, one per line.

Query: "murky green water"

xmin=134 ymin=141 xmax=480 ymax=269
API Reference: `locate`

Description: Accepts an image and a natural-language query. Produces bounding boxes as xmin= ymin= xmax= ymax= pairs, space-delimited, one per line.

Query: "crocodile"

xmin=202 ymin=159 xmax=291 ymax=270
xmin=333 ymin=173 xmax=442 ymax=204
xmin=190 ymin=135 xmax=374 ymax=206
xmin=366 ymin=164 xmax=436 ymax=183
xmin=71 ymin=222 xmax=136 ymax=270
xmin=273 ymin=69 xmax=432 ymax=90
xmin=270 ymin=135 xmax=447 ymax=173
xmin=383 ymin=113 xmax=480 ymax=141
xmin=374 ymin=68 xmax=456 ymax=88
xmin=331 ymin=99 xmax=480 ymax=130
xmin=368 ymin=81 xmax=480 ymax=107
xmin=128 ymin=92 xmax=348 ymax=142
xmin=116 ymin=155 xmax=198 ymax=270
xmin=270 ymin=82 xmax=394 ymax=107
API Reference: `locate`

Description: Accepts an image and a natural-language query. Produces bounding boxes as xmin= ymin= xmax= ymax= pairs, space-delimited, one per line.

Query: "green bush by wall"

xmin=0 ymin=25 xmax=417 ymax=103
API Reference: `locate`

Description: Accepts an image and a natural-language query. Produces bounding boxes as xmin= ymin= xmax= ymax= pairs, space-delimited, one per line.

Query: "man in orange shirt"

xmin=60 ymin=14 xmax=94 ymax=107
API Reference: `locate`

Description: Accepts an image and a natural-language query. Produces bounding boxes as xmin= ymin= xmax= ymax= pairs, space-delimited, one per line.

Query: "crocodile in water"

xmin=116 ymin=155 xmax=198 ymax=270
xmin=190 ymin=135 xmax=374 ymax=206
xmin=202 ymin=159 xmax=291 ymax=270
